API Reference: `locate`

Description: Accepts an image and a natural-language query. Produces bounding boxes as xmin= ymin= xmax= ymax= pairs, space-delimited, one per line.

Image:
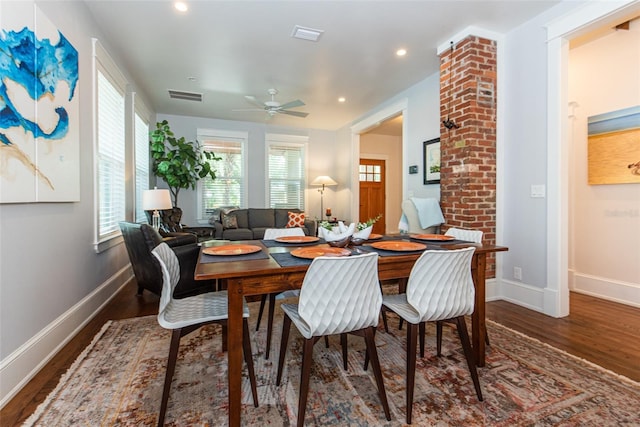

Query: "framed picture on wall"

xmin=423 ymin=138 xmax=441 ymax=184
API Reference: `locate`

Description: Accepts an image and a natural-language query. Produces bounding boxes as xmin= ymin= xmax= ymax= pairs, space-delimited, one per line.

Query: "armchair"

xmin=119 ymin=221 xmax=215 ymax=298
xmin=146 ymin=210 xmax=217 ymax=242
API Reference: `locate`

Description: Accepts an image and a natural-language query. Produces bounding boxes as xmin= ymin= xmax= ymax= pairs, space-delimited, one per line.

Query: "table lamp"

xmin=310 ymin=175 xmax=337 ymax=220
xmin=142 ymin=187 xmax=172 ymax=231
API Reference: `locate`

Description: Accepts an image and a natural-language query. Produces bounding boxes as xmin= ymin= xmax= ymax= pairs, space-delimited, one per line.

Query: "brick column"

xmin=439 ymin=36 xmax=497 ymax=277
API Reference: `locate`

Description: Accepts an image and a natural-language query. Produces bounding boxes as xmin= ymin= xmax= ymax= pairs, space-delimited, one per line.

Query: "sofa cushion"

xmin=234 ymin=209 xmax=249 ymax=229
xmin=248 ymin=208 xmax=275 ymax=228
xmin=286 ymin=211 xmax=306 ymax=228
xmin=275 ymin=208 xmax=301 ymax=228
xmin=222 ymin=213 xmax=238 ymax=229
xmin=223 ymin=228 xmax=253 ymax=240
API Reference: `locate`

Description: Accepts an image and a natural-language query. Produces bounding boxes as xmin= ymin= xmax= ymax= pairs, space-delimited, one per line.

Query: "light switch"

xmin=530 ymin=184 xmax=546 ymax=198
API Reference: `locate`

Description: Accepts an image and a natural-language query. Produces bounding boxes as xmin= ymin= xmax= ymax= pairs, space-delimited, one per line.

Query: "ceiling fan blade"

xmin=278 ymin=99 xmax=305 ymax=110
xmin=232 ymin=108 xmax=265 ymax=112
xmin=279 ymin=110 xmax=309 ymax=118
xmin=244 ymin=95 xmax=265 ymax=108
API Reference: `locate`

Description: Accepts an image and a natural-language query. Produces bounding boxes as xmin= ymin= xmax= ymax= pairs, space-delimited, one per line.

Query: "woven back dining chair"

xmin=256 ymin=227 xmax=307 ymax=359
xmin=276 ymin=252 xmax=391 ymax=427
xmin=444 ymin=227 xmax=483 ymax=243
xmin=151 ymin=243 xmax=258 ymax=426
xmin=381 ymin=247 xmax=482 ymax=424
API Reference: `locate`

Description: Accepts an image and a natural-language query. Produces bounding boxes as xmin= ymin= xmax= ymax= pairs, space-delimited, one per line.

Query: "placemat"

xmin=199 ymin=250 xmax=269 ymax=264
xmin=261 ymin=238 xmax=326 ymax=248
xmin=270 ymin=252 xmax=313 ymax=267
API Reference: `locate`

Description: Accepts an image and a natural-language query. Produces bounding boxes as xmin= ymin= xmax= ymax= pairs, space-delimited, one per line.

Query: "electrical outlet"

xmin=514 ymin=267 xmax=522 ymax=281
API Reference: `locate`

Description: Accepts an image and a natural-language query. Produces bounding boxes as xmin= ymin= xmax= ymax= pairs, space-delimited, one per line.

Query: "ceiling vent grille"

xmin=168 ymin=89 xmax=203 ymax=102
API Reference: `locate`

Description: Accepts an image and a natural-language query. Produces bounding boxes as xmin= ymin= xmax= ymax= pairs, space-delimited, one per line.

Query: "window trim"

xmin=265 ymin=133 xmax=309 ymax=210
xmin=196 ymin=128 xmax=248 ymax=223
xmin=132 ymin=93 xmax=151 ymax=224
xmin=93 ymin=38 xmax=128 ymax=253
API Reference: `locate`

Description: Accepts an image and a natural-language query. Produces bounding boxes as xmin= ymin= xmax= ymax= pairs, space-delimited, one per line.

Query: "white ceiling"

xmin=83 ymin=0 xmax=562 ymax=131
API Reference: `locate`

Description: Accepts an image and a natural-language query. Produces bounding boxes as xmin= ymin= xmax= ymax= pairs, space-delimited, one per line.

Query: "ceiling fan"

xmin=233 ymin=88 xmax=309 ymax=118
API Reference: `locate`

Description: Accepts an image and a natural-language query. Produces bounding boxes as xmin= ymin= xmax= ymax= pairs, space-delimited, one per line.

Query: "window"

xmin=196 ymin=129 xmax=247 ymax=220
xmin=266 ymin=134 xmax=308 ymax=209
xmin=359 ymin=164 xmax=381 ymax=182
xmin=133 ymin=96 xmax=150 ymax=223
xmin=94 ymin=39 xmax=127 ymax=250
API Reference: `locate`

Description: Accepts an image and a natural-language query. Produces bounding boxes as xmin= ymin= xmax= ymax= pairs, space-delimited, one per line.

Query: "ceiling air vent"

xmin=168 ymin=89 xmax=202 ymax=102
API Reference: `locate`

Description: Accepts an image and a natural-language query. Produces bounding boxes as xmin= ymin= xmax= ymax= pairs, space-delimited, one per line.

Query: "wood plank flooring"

xmin=1 ymin=281 xmax=638 ymax=426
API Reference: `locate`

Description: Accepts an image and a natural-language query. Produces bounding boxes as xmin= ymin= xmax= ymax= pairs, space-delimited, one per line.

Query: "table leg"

xmin=471 ymin=253 xmax=487 ymax=367
xmin=227 ymin=279 xmax=243 ymax=427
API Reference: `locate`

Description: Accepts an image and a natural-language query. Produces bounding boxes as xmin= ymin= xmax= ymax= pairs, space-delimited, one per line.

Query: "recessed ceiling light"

xmin=396 ymin=48 xmax=407 ymax=57
xmin=187 ymin=76 xmax=197 ymax=82
xmin=338 ymin=97 xmax=346 ymax=103
xmin=174 ymin=2 xmax=188 ymax=12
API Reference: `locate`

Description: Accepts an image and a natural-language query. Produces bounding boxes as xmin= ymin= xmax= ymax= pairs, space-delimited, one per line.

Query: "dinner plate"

xmin=203 ymin=244 xmax=262 ymax=256
xmin=367 ymin=233 xmax=383 ymax=240
xmin=274 ymin=236 xmax=320 ymax=244
xmin=370 ymin=241 xmax=427 ymax=251
xmin=290 ymin=246 xmax=351 ymax=259
xmin=411 ymin=234 xmax=455 ymax=242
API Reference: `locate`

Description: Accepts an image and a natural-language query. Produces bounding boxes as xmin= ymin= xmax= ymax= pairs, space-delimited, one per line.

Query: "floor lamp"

xmin=310 ymin=175 xmax=337 ymax=220
xmin=142 ymin=187 xmax=173 ymax=231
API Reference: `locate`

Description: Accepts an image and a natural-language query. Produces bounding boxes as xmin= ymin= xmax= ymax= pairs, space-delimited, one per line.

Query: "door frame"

xmin=350 ymin=99 xmax=408 ymax=223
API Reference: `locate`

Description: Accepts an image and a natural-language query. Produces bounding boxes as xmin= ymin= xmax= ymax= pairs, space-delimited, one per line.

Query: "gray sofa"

xmin=212 ymin=208 xmax=317 ymax=240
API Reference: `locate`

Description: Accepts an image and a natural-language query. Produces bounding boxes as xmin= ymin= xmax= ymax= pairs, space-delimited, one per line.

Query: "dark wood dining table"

xmin=195 ymin=236 xmax=508 ymax=427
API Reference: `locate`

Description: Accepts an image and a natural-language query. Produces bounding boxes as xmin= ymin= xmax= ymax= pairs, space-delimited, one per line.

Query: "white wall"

xmin=0 ymin=1 xmax=152 ymax=405
xmin=154 ymin=114 xmax=342 ymax=223
xmin=568 ymin=20 xmax=640 ymax=306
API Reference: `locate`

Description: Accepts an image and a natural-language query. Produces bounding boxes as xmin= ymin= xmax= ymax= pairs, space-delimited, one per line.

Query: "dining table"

xmin=194 ymin=234 xmax=508 ymax=427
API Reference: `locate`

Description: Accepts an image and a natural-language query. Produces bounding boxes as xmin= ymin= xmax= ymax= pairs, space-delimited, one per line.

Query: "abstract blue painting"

xmin=1 ymin=3 xmax=79 ymax=202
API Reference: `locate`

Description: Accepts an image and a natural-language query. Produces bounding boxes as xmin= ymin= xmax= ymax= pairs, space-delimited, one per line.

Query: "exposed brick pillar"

xmin=439 ymin=36 xmax=497 ymax=277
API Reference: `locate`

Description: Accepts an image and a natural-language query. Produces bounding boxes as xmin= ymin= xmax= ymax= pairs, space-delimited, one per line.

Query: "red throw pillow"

xmin=286 ymin=212 xmax=305 ymax=228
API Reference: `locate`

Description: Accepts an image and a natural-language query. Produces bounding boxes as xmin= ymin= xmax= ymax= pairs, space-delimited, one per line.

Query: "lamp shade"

xmin=310 ymin=176 xmax=337 ymax=187
xmin=142 ymin=188 xmax=172 ymax=211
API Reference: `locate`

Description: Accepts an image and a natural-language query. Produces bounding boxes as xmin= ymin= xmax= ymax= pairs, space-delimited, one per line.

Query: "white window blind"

xmin=197 ymin=130 xmax=247 ymax=220
xmin=94 ymin=38 xmax=128 ymax=249
xmin=134 ymin=109 xmax=149 ymax=223
xmin=267 ymin=135 xmax=307 ymax=209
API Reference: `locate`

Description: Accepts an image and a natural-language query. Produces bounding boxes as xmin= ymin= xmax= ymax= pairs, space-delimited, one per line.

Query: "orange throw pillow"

xmin=286 ymin=212 xmax=305 ymax=228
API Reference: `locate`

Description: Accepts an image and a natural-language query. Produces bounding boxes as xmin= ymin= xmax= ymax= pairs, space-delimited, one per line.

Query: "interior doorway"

xmin=359 ymin=159 xmax=386 ymax=234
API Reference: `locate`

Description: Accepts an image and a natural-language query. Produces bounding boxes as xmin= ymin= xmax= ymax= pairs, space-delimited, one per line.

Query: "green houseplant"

xmin=150 ymin=120 xmax=221 ymax=226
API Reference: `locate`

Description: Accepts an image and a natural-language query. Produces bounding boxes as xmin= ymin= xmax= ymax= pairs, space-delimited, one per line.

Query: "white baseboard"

xmin=0 ymin=267 xmax=133 ymax=408
xmin=485 ymin=278 xmax=500 ymax=301
xmin=493 ymin=279 xmax=545 ymax=313
xmin=571 ymin=272 xmax=640 ymax=308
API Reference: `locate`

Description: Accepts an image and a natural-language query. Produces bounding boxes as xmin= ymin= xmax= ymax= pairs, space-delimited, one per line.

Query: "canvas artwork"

xmin=0 ymin=2 xmax=80 ymax=202
xmin=587 ymin=106 xmax=640 ymax=185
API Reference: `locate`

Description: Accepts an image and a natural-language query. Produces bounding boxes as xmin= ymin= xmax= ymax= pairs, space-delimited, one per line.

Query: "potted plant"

xmin=150 ymin=120 xmax=221 ymax=225
xmin=353 ymin=214 xmax=382 ymax=240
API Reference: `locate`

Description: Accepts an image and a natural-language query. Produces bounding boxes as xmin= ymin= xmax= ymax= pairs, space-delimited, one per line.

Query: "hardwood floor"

xmin=1 ymin=282 xmax=638 ymax=426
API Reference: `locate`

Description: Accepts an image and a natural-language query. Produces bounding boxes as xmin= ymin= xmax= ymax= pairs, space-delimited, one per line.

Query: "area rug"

xmin=24 ymin=303 xmax=640 ymax=426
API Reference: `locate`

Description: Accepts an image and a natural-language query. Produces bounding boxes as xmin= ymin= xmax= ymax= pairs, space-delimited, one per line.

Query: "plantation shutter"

xmin=199 ymin=140 xmax=244 ymax=218
xmin=268 ymin=143 xmax=305 ymax=209
xmin=134 ymin=110 xmax=149 ymax=223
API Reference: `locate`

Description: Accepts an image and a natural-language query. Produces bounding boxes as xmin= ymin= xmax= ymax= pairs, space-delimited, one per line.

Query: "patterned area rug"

xmin=25 ymin=302 xmax=640 ymax=426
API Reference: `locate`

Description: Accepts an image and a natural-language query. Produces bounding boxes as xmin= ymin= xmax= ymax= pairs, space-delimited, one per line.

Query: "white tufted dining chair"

xmin=256 ymin=227 xmax=307 ymax=359
xmin=151 ymin=243 xmax=258 ymax=426
xmin=382 ymin=247 xmax=482 ymax=424
xmin=444 ymin=227 xmax=483 ymax=243
xmin=276 ymin=252 xmax=391 ymax=427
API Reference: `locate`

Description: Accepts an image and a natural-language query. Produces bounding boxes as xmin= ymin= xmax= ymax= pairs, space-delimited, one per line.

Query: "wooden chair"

xmin=151 ymin=243 xmax=258 ymax=426
xmin=276 ymin=252 xmax=391 ymax=427
xmin=382 ymin=247 xmax=482 ymax=424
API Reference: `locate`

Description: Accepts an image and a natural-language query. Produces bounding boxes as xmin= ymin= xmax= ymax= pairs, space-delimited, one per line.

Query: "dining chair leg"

xmin=158 ymin=329 xmax=182 ymax=427
xmin=265 ymin=293 xmax=277 ymax=359
xmin=242 ymin=319 xmax=259 ymax=407
xmin=276 ymin=315 xmax=292 ymax=386
xmin=455 ymin=316 xmax=483 ymax=401
xmin=419 ymin=322 xmax=426 ymax=358
xmin=325 ymin=336 xmax=330 ymax=348
xmin=436 ymin=320 xmax=443 ymax=357
xmin=363 ymin=327 xmax=391 ymax=421
xmin=406 ymin=322 xmax=418 ymax=425
xmin=297 ymin=338 xmax=315 ymax=427
xmin=485 ymin=331 xmax=491 ymax=346
xmin=380 ymin=308 xmax=389 ymax=333
xmin=341 ymin=333 xmax=348 ymax=370
xmin=363 ymin=326 xmax=378 ymax=371
xmin=221 ymin=323 xmax=228 ymax=352
xmin=256 ymin=294 xmax=268 ymax=331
